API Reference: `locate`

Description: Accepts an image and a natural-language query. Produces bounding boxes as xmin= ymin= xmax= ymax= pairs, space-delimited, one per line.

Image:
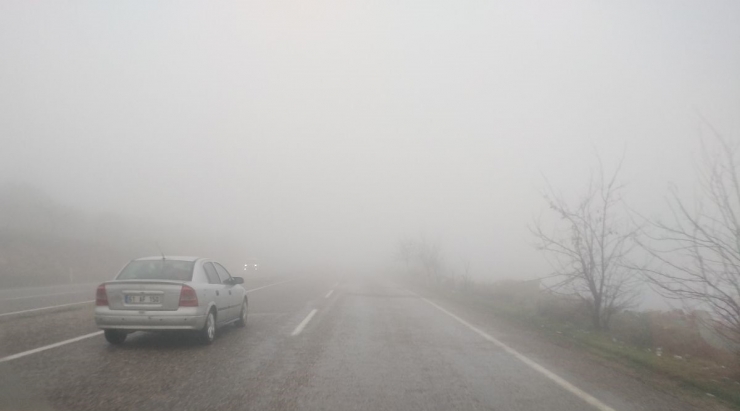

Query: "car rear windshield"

xmin=116 ymin=260 xmax=195 ymax=281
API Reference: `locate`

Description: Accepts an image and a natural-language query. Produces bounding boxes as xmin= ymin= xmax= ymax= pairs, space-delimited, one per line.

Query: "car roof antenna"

xmin=156 ymin=242 xmax=166 ymax=260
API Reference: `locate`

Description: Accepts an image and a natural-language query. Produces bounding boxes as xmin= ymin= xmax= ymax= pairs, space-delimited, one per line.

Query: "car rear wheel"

xmin=235 ymin=300 xmax=247 ymax=328
xmin=200 ymin=310 xmax=216 ymax=344
xmin=104 ymin=330 xmax=127 ymax=345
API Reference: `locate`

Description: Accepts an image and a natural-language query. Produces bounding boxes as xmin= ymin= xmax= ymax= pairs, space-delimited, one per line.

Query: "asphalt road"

xmin=0 ymin=283 xmax=97 ymax=316
xmin=0 ymin=275 xmax=713 ymax=411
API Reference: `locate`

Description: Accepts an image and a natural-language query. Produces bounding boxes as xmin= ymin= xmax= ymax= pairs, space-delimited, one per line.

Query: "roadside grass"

xmin=445 ymin=291 xmax=740 ymax=409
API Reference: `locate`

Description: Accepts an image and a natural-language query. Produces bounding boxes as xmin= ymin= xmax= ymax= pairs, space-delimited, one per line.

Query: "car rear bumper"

xmin=95 ymin=307 xmax=207 ymax=331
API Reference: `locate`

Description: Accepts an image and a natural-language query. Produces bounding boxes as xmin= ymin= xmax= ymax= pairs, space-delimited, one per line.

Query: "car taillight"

xmin=179 ymin=285 xmax=198 ymax=307
xmin=96 ymin=284 xmax=108 ymax=306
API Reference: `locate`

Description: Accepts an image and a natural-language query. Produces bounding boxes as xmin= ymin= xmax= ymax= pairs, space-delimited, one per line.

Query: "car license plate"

xmin=125 ymin=295 xmax=161 ymax=304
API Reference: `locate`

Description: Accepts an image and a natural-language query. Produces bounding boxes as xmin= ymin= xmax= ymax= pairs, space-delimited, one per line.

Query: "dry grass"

xmin=457 ymin=291 xmax=740 ymax=408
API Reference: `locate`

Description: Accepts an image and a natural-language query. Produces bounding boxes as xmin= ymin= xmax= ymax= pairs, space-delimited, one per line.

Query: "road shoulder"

xmin=405 ymin=282 xmax=737 ymax=411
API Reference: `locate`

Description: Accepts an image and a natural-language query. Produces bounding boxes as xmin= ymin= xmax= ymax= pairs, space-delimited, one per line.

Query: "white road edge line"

xmin=245 ymin=279 xmax=298 ymax=294
xmin=0 ymin=300 xmax=94 ymax=318
xmin=291 ymin=308 xmax=318 ymax=336
xmin=0 ymin=282 xmax=98 ymax=294
xmin=0 ymin=331 xmax=104 ymax=364
xmin=324 ymin=289 xmax=334 ymax=299
xmin=409 ymin=291 xmax=617 ymax=411
xmin=0 ymin=290 xmax=90 ymax=302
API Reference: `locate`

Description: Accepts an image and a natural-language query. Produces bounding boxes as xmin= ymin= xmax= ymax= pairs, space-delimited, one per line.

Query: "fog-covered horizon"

xmin=2 ymin=1 xmax=739 ymax=289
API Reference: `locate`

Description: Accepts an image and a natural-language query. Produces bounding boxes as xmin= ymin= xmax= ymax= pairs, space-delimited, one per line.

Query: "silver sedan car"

xmin=95 ymin=256 xmax=248 ymax=345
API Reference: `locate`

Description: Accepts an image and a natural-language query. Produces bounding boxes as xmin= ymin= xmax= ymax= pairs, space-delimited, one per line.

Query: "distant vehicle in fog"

xmin=94 ymin=256 xmax=247 ymax=345
xmin=243 ymin=258 xmax=259 ymax=272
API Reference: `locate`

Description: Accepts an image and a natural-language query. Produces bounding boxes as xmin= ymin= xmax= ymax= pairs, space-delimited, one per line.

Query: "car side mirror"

xmin=230 ymin=277 xmax=244 ymax=285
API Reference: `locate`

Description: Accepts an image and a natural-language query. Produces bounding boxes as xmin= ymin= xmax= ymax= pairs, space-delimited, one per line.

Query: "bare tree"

xmin=417 ymin=239 xmax=444 ymax=284
xmin=455 ymin=258 xmax=473 ymax=293
xmin=394 ymin=237 xmax=447 ymax=285
xmin=395 ymin=239 xmax=418 ymax=274
xmin=635 ymin=126 xmax=740 ymax=347
xmin=531 ymin=158 xmax=639 ymax=330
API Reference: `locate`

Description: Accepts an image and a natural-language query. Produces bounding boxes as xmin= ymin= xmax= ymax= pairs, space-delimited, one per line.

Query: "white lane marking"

xmin=0 ymin=279 xmax=299 ymax=363
xmin=333 ymin=282 xmax=340 ymax=288
xmin=245 ymin=279 xmax=297 ymax=294
xmin=0 ymin=331 xmax=103 ymax=364
xmin=0 ymin=280 xmax=293 ymax=317
xmin=0 ymin=300 xmax=94 ymax=318
xmin=324 ymin=289 xmax=334 ymax=299
xmin=291 ymin=308 xmax=318 ymax=336
xmin=0 ymin=290 xmax=89 ymax=301
xmin=410 ymin=292 xmax=617 ymax=411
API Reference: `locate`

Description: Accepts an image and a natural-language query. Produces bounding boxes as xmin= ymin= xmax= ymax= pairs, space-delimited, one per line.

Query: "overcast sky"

xmin=1 ymin=1 xmax=739 ymax=280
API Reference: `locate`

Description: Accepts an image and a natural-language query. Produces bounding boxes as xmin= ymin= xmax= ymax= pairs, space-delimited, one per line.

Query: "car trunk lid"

xmin=104 ymin=280 xmax=186 ymax=311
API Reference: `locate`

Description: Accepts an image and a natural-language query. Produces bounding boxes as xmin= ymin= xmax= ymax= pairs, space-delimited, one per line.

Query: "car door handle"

xmin=229 ymin=290 xmax=232 ymax=295
xmin=216 ymin=291 xmax=219 ymax=296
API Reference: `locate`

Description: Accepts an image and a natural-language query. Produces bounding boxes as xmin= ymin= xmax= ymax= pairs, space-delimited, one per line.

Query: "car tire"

xmin=200 ymin=310 xmax=216 ymax=344
xmin=235 ymin=300 xmax=247 ymax=328
xmin=104 ymin=330 xmax=127 ymax=345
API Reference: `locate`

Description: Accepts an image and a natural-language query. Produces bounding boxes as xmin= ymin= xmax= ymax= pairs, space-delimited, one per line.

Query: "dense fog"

xmin=1 ymin=1 xmax=739 ymax=291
